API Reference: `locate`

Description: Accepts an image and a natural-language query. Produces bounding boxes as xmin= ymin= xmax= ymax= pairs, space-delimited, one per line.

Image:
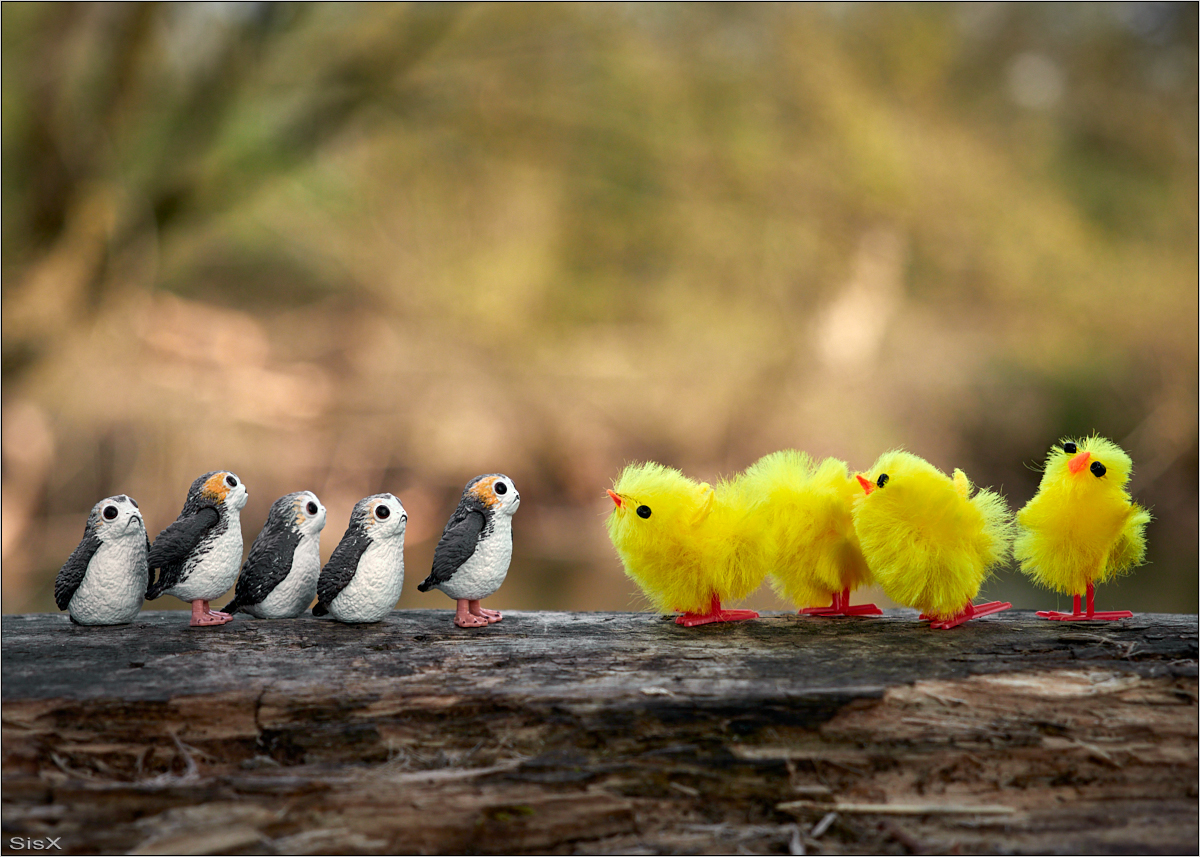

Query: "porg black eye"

xmin=225 ymin=475 xmax=237 ymax=488
xmin=375 ymin=505 xmax=391 ymax=520
xmin=1090 ymin=461 xmax=1106 ymax=478
xmin=494 ymin=481 xmax=507 ymax=495
xmin=306 ymin=501 xmax=319 ymax=515
xmin=103 ymin=505 xmax=119 ymax=520
xmin=636 ymin=505 xmax=652 ymax=519
xmin=876 ymin=474 xmax=889 ymax=489
xmin=1063 ymin=441 xmax=1077 ymax=454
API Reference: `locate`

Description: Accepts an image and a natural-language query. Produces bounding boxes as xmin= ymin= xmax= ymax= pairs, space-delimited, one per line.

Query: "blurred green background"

xmin=3 ymin=3 xmax=1196 ymax=617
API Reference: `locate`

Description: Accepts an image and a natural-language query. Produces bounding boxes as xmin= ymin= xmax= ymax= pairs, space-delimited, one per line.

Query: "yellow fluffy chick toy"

xmin=742 ymin=450 xmax=880 ymax=617
xmin=853 ymin=450 xmax=1014 ymax=629
xmin=1016 ymin=437 xmax=1150 ymax=621
xmin=606 ymin=461 xmax=766 ymax=627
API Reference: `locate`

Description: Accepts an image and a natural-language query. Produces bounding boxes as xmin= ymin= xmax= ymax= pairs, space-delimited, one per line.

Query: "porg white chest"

xmin=69 ymin=537 xmax=149 ymax=625
xmin=328 ymin=537 xmax=405 ymax=623
xmin=247 ymin=536 xmax=321 ymax=619
xmin=168 ymin=514 xmax=243 ymax=602
xmin=437 ymin=515 xmax=512 ymax=601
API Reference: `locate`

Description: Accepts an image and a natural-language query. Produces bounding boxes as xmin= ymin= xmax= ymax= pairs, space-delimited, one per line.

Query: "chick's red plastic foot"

xmin=676 ymin=595 xmax=758 ymax=627
xmin=454 ymin=599 xmax=490 ymax=628
xmin=189 ymin=600 xmax=233 ymax=627
xmin=1037 ymin=585 xmax=1132 ymax=621
xmin=801 ymin=588 xmax=881 ymax=617
xmin=929 ymin=600 xmax=1011 ymax=630
xmin=800 ymin=590 xmax=842 ymax=616
xmin=838 ymin=584 xmax=882 ymax=616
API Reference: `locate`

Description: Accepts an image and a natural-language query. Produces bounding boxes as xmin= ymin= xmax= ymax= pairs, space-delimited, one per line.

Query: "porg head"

xmin=1041 ymin=437 xmax=1134 ymax=499
xmin=264 ymin=490 xmax=326 ymax=540
xmin=350 ymin=493 xmax=408 ymax=542
xmin=464 ymin=474 xmax=520 ymax=517
xmin=291 ymin=490 xmax=327 ymax=538
xmin=86 ymin=494 xmax=145 ymax=543
xmin=182 ymin=470 xmax=249 ymax=515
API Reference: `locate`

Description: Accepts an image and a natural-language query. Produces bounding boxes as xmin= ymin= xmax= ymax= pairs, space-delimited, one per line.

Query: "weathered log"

xmin=2 ymin=609 xmax=1196 ymax=855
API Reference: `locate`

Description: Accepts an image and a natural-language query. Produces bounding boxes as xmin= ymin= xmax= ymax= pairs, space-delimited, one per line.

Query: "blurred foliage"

xmin=3 ymin=3 xmax=1196 ymax=616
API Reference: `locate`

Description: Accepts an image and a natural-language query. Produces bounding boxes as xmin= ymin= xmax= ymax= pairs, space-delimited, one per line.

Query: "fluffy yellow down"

xmin=741 ymin=450 xmax=871 ymax=608
xmin=1014 ymin=436 xmax=1150 ymax=596
xmin=852 ymin=450 xmax=1013 ymax=621
xmin=605 ymin=461 xmax=768 ymax=615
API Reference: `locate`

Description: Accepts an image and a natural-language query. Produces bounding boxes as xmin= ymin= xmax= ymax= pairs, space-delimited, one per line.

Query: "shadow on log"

xmin=2 ymin=610 xmax=1197 ymax=854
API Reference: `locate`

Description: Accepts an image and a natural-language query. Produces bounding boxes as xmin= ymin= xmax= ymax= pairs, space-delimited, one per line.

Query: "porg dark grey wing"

xmin=312 ymin=527 xmax=372 ymax=616
xmin=146 ymin=506 xmax=220 ymax=599
xmin=224 ymin=524 xmax=301 ymax=615
xmin=55 ymin=532 xmax=102 ymax=610
xmin=418 ymin=509 xmax=485 ymax=592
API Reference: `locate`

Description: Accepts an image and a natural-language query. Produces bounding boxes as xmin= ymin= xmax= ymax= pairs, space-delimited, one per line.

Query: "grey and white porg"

xmin=418 ymin=473 xmax=520 ymax=628
xmin=222 ymin=491 xmax=326 ymax=619
xmin=55 ymin=494 xmax=150 ymax=626
xmin=146 ymin=470 xmax=248 ymax=627
xmin=313 ymin=493 xmax=407 ymax=624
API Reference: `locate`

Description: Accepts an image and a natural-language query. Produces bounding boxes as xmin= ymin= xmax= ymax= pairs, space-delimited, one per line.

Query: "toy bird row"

xmin=606 ymin=437 xmax=1150 ymax=629
xmin=56 ymin=436 xmax=1148 ymax=631
xmin=55 ymin=472 xmax=519 ymax=628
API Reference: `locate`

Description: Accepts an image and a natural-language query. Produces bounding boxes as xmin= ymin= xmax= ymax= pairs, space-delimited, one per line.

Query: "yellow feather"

xmin=1014 ymin=436 xmax=1150 ymax=595
xmin=741 ymin=451 xmax=871 ymax=609
xmin=852 ymin=450 xmax=1014 ymax=621
xmin=605 ymin=461 xmax=767 ymax=614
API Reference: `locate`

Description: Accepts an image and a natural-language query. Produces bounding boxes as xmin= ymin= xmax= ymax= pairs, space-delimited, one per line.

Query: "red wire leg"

xmin=677 ymin=594 xmax=759 ymax=627
xmin=1037 ymin=583 xmax=1132 ymax=621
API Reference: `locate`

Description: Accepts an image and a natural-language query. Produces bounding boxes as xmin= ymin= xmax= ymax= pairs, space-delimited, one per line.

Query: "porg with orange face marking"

xmin=146 ymin=471 xmax=249 ymax=627
xmin=418 ymin=474 xmax=520 ymax=628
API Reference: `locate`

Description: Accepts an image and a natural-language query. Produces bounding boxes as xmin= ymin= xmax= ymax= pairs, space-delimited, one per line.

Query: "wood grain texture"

xmin=2 ymin=609 xmax=1196 ymax=855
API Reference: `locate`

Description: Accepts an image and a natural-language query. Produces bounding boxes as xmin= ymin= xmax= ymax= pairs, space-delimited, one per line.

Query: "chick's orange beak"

xmin=606 ymin=489 xmax=623 ymax=508
xmin=855 ymin=474 xmax=874 ymax=495
xmin=1068 ymin=450 xmax=1092 ymax=474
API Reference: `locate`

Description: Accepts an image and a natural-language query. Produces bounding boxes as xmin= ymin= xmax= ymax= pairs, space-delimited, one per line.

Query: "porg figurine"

xmin=222 ymin=491 xmax=326 ymax=618
xmin=55 ymin=494 xmax=149 ymax=625
xmin=418 ymin=474 xmax=520 ymax=628
xmin=313 ymin=493 xmax=407 ymax=623
xmin=146 ymin=470 xmax=248 ymax=627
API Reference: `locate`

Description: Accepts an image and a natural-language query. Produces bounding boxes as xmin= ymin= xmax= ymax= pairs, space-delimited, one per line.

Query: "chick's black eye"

xmin=1090 ymin=461 xmax=1106 ymax=478
xmin=876 ymin=474 xmax=889 ymax=489
xmin=306 ymin=501 xmax=318 ymax=515
xmin=375 ymin=505 xmax=390 ymax=520
xmin=225 ymin=475 xmax=237 ymax=488
xmin=636 ymin=505 xmax=652 ymax=519
xmin=1063 ymin=442 xmax=1077 ymax=454
xmin=494 ymin=481 xmax=507 ymax=495
xmin=103 ymin=505 xmax=118 ymax=520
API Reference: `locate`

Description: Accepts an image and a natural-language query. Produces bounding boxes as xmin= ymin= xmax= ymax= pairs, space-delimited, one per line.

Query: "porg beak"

xmin=855 ymin=474 xmax=874 ymax=495
xmin=606 ymin=489 xmax=623 ymax=509
xmin=1068 ymin=450 xmax=1092 ymax=474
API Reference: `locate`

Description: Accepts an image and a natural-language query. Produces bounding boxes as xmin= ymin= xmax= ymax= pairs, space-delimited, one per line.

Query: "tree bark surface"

xmin=2 ymin=609 xmax=1197 ymax=855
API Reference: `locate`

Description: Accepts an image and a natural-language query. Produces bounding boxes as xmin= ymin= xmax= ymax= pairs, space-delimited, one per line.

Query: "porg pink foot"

xmin=471 ymin=600 xmax=502 ymax=623
xmin=453 ymin=599 xmax=503 ymax=628
xmin=190 ymin=600 xmax=233 ymax=626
